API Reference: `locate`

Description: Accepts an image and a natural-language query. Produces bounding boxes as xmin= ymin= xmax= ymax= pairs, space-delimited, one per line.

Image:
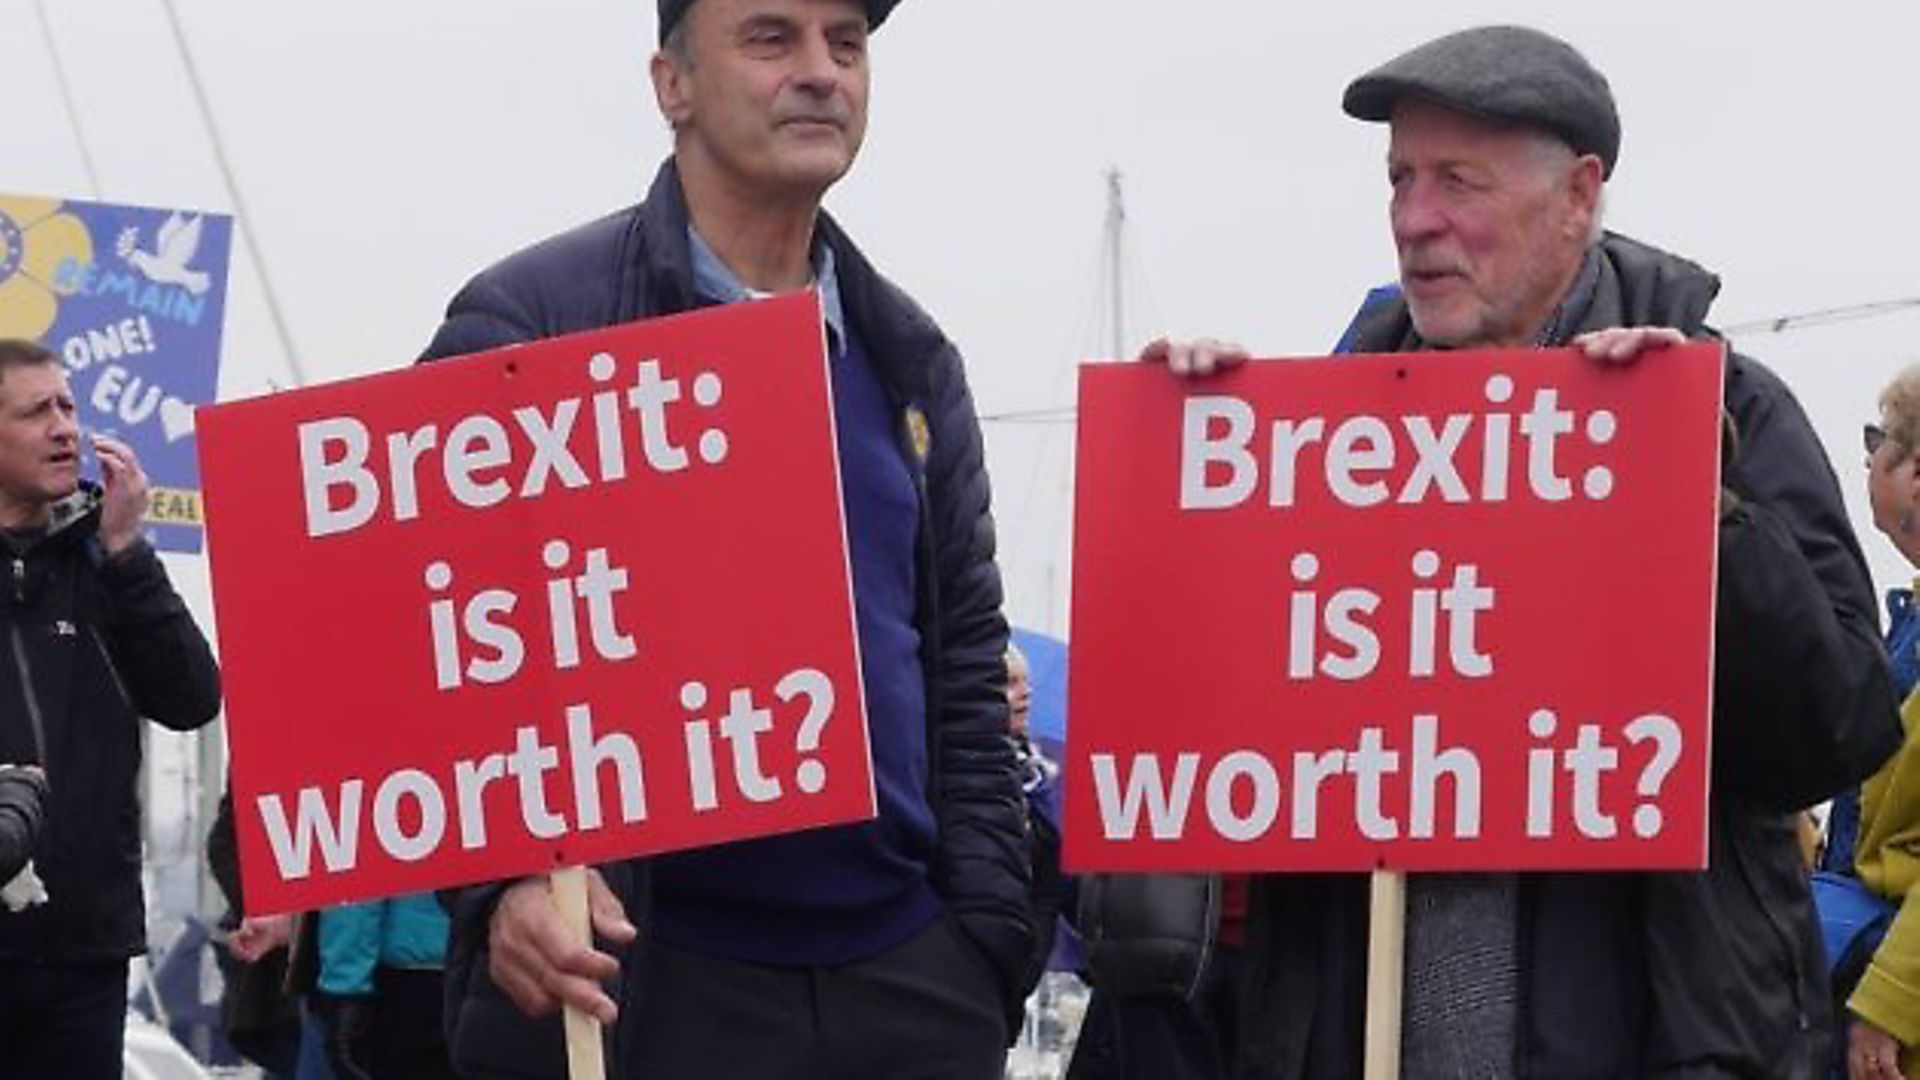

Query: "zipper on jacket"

xmin=1193 ymin=874 xmax=1221 ymax=1002
xmin=1726 ymin=814 xmax=1810 ymax=1031
xmin=8 ymin=624 xmax=48 ymax=763
xmin=88 ymin=627 xmax=133 ymax=709
xmin=902 ymin=423 xmax=942 ymax=802
xmin=8 ymin=555 xmax=48 ymax=762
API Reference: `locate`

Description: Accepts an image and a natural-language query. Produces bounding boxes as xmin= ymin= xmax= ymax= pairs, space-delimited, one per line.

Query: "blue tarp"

xmin=1011 ymin=626 xmax=1067 ymax=757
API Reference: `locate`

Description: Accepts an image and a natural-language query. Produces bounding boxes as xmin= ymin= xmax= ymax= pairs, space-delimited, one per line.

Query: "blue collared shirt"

xmin=687 ymin=227 xmax=846 ymax=354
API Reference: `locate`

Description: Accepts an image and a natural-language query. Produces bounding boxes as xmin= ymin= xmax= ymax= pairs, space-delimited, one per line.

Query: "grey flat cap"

xmin=1343 ymin=26 xmax=1620 ymax=178
xmin=659 ymin=0 xmax=901 ymax=44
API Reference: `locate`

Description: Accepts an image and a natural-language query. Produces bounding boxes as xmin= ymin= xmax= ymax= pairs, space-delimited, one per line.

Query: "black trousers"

xmin=1066 ymin=947 xmax=1244 ymax=1080
xmin=0 ymin=959 xmax=128 ymax=1080
xmin=371 ymin=966 xmax=457 ymax=1079
xmin=620 ymin=914 xmax=1008 ymax=1079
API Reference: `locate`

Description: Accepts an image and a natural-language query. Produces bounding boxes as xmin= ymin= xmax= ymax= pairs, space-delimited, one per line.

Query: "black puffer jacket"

xmin=1235 ymin=233 xmax=1900 ymax=1078
xmin=0 ymin=487 xmax=221 ymax=960
xmin=424 ymin=160 xmax=1033 ymax=1076
xmin=1077 ymin=872 xmax=1220 ymax=998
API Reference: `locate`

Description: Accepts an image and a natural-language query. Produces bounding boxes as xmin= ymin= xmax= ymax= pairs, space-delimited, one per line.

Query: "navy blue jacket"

xmin=425 ymin=160 xmax=1033 ymax=1076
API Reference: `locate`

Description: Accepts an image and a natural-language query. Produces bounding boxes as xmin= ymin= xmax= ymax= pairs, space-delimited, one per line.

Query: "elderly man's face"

xmin=655 ymin=0 xmax=871 ymax=204
xmin=1387 ymin=101 xmax=1600 ymax=349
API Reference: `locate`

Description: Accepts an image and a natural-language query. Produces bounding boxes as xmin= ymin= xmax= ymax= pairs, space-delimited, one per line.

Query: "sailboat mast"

xmin=1104 ymin=167 xmax=1126 ymax=359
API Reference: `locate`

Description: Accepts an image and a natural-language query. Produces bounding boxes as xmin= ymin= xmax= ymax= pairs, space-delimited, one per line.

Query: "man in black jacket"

xmin=427 ymin=1 xmax=1031 ymax=1077
xmin=0 ymin=338 xmax=222 ymax=1079
xmin=1153 ymin=26 xmax=1898 ymax=1078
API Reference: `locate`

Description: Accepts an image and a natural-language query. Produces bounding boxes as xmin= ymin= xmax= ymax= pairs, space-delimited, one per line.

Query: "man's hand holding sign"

xmin=198 ymin=294 xmax=872 ymax=1070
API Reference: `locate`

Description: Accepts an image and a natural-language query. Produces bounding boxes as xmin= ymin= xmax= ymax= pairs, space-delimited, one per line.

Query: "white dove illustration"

xmin=115 ymin=213 xmax=211 ymax=295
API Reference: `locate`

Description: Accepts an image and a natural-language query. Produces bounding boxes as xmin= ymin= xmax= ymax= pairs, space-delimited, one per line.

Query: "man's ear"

xmin=651 ymin=51 xmax=693 ymax=128
xmin=1564 ymin=154 xmax=1605 ymax=242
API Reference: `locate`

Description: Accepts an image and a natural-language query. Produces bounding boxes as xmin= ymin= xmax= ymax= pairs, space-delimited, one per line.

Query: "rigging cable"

xmin=158 ymin=0 xmax=309 ymax=386
xmin=983 ymin=294 xmax=1920 ymax=428
xmin=31 ymin=0 xmax=103 ymax=198
xmin=1721 ymin=297 xmax=1920 ymax=337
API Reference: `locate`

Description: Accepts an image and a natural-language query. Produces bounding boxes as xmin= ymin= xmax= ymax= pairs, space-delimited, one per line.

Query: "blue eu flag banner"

xmin=0 ymin=193 xmax=233 ymax=553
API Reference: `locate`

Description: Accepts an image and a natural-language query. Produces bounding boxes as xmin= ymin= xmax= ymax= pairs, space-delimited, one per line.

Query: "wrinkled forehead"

xmin=0 ymin=358 xmax=68 ymax=398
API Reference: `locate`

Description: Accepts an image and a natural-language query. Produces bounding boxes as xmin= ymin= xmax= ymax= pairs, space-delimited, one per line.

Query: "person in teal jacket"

xmin=313 ymin=893 xmax=455 ymax=1080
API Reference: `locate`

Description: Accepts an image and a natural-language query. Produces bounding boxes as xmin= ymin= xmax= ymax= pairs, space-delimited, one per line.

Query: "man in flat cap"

xmin=1153 ymin=25 xmax=1897 ymax=1077
xmin=424 ymin=2 xmax=1032 ymax=1076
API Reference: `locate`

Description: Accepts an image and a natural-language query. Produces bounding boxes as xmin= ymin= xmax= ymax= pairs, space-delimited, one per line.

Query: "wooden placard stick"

xmin=1363 ymin=868 xmax=1406 ymax=1080
xmin=550 ymin=865 xmax=606 ymax=1080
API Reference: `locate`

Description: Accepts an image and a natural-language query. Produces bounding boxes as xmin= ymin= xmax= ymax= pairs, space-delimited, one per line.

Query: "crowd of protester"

xmin=11 ymin=1 xmax=1920 ymax=1078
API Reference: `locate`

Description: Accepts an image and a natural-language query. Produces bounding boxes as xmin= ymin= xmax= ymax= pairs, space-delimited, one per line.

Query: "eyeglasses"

xmin=1866 ymin=422 xmax=1890 ymax=455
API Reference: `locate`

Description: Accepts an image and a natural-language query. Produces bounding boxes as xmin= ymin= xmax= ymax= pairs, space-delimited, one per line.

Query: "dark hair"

xmin=662 ymin=15 xmax=694 ymax=66
xmin=0 ymin=340 xmax=58 ymax=383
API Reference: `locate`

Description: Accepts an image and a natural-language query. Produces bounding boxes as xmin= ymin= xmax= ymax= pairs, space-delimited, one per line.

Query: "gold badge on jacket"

xmin=905 ymin=405 xmax=932 ymax=466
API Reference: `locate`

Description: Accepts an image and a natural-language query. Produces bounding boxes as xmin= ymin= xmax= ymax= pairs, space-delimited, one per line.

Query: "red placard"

xmin=1066 ymin=345 xmax=1723 ymax=872
xmin=200 ymin=293 xmax=873 ymax=913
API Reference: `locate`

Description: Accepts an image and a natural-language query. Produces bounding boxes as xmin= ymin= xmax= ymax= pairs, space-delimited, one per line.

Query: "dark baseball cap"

xmin=658 ymin=0 xmax=901 ymax=44
xmin=1342 ymin=26 xmax=1620 ymax=178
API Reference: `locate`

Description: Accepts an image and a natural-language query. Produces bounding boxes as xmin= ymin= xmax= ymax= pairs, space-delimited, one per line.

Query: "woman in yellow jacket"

xmin=1850 ymin=363 xmax=1920 ymax=1079
xmin=1854 ymin=688 xmax=1920 ymax=1078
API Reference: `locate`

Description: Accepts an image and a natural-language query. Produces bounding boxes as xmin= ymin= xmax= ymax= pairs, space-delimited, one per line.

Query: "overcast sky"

xmin=9 ymin=0 xmax=1920 ymax=637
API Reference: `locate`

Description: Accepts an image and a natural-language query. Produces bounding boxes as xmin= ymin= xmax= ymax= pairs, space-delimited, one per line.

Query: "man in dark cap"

xmin=657 ymin=0 xmax=897 ymax=38
xmin=426 ymin=2 xmax=1031 ymax=1077
xmin=1152 ymin=25 xmax=1897 ymax=1078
